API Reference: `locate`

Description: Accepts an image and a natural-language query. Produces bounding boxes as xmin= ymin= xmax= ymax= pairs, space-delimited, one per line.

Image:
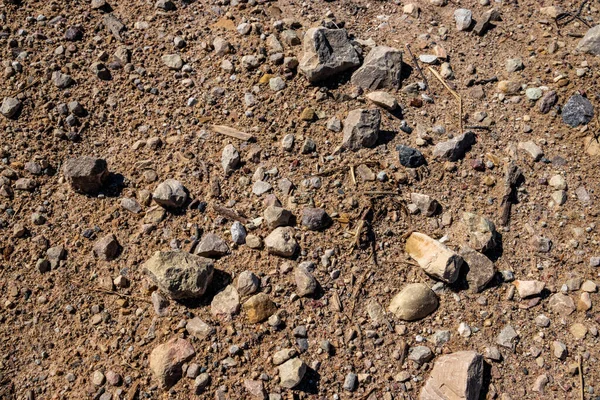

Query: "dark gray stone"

xmin=397 ymin=145 xmax=426 ymax=168
xmin=63 ymin=157 xmax=108 ymax=194
xmin=351 ymin=46 xmax=403 ymax=90
xmin=562 ymin=93 xmax=594 ymax=127
xmin=341 ymin=109 xmax=381 ymax=151
xmin=301 ymin=207 xmax=331 ymax=231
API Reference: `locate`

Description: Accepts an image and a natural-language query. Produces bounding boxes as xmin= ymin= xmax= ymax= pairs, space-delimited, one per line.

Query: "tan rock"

xmin=406 ymin=232 xmax=463 ymax=283
xmin=149 ymin=337 xmax=195 ymax=388
xmin=243 ymin=293 xmax=277 ymax=323
xmin=420 ymin=351 xmax=483 ymax=400
xmin=389 ymin=283 xmax=438 ymax=321
xmin=513 ymin=280 xmax=545 ymax=298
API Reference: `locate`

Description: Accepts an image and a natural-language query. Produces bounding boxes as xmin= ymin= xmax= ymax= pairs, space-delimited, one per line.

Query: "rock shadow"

xmin=177 ymin=269 xmax=233 ymax=308
xmin=294 ymin=366 xmax=320 ymax=395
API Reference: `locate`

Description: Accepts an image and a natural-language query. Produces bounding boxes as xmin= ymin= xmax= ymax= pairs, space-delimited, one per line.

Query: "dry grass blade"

xmin=211 ymin=124 xmax=254 ymax=141
xmin=427 ymin=66 xmax=463 ymax=134
xmin=579 ymin=355 xmax=584 ymax=400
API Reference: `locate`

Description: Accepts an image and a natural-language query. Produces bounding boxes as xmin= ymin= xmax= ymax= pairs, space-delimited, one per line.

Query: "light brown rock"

xmin=149 ymin=337 xmax=195 ymax=388
xmin=420 ymin=351 xmax=483 ymax=400
xmin=406 ymin=232 xmax=463 ymax=283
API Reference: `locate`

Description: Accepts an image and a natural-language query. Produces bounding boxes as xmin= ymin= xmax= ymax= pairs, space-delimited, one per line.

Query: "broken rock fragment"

xmin=432 ymin=132 xmax=475 ymax=161
xmin=341 ymin=109 xmax=381 ymax=151
xmin=278 ymin=358 xmax=307 ymax=389
xmin=299 ymin=27 xmax=360 ymax=82
xmin=153 ymin=179 xmax=188 ymax=209
xmin=149 ymin=337 xmax=195 ymax=388
xmin=461 ymin=212 xmax=498 ymax=252
xmin=243 ymin=293 xmax=277 ymax=323
xmin=195 ymin=233 xmax=229 ymax=258
xmin=419 ymin=351 xmax=483 ymax=400
xmin=459 ymin=247 xmax=495 ymax=293
xmin=406 ymin=232 xmax=463 ymax=283
xmin=63 ymin=156 xmax=109 ymax=195
xmin=265 ymin=227 xmax=298 ymax=257
xmin=144 ymin=250 xmax=214 ymax=300
xmin=351 ymin=46 xmax=403 ymax=90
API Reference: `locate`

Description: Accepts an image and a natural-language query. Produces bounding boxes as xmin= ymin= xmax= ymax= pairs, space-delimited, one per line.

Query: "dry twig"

xmin=212 ymin=203 xmax=248 ymax=223
xmin=428 ymin=66 xmax=463 ymax=134
xmin=211 ymin=125 xmax=254 ymax=141
xmin=579 ymin=355 xmax=585 ymax=400
xmin=405 ymin=44 xmax=429 ymax=91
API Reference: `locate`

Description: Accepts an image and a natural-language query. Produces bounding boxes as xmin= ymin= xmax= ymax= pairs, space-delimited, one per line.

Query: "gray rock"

xmin=552 ymin=341 xmax=567 ymax=360
xmin=63 ymin=157 xmax=108 ymax=195
xmin=264 ymin=206 xmax=293 ymax=228
xmin=299 ymin=27 xmax=360 ymax=82
xmin=496 ymin=324 xmax=519 ymax=351
xmin=252 ymin=181 xmax=273 ymax=196
xmin=410 ymin=193 xmax=440 ymax=217
xmin=454 ymin=8 xmax=473 ymax=31
xmin=155 ymin=0 xmax=176 ymax=10
xmin=562 ymin=93 xmax=594 ymax=127
xmin=121 ymin=197 xmax=142 ymax=213
xmin=432 ymin=132 xmax=475 ymax=161
xmin=460 ymin=247 xmax=495 ymax=293
xmin=269 ymin=76 xmax=286 ymax=91
xmin=93 ymin=234 xmax=120 ymax=260
xmin=151 ymin=291 xmax=169 ymax=316
xmin=341 ymin=109 xmax=381 ymax=151
xmin=221 ymin=144 xmax=240 ymax=174
xmin=231 ymin=221 xmax=247 ymax=245
xmin=506 ymin=58 xmax=523 ymax=73
xmin=398 ymin=145 xmax=426 ymax=168
xmin=577 ymin=24 xmax=600 ymax=55
xmin=265 ymin=227 xmax=298 ymax=257
xmin=213 ymin=37 xmax=230 ymax=56
xmin=1 ymin=97 xmax=22 ymax=118
xmin=461 ymin=212 xmax=497 ymax=252
xmin=518 ymin=141 xmax=544 ymax=161
xmin=144 ymin=250 xmax=214 ymax=300
xmin=52 ymin=71 xmax=74 ymax=88
xmin=162 ymin=54 xmax=183 ymax=70
xmin=343 ymin=373 xmax=357 ymax=392
xmin=273 ymin=349 xmax=297 ymax=365
xmin=295 ymin=263 xmax=317 ymax=297
xmin=194 ymin=373 xmax=211 ymax=394
xmin=430 ymin=330 xmax=451 ymax=346
xmin=351 ymin=46 xmax=403 ymax=90
xmin=326 ymin=117 xmax=342 ymax=132
xmin=278 ymin=358 xmax=307 ymax=389
xmin=301 ymin=207 xmax=331 ymax=230
xmin=153 ymin=179 xmax=188 ymax=209
xmin=420 ymin=351 xmax=483 ymax=400
xmin=548 ymin=293 xmax=575 ymax=316
xmin=237 ymin=270 xmax=260 ymax=296
xmin=186 ymin=317 xmax=216 ymax=339
xmin=195 ymin=233 xmax=229 ymax=258
xmin=408 ymin=346 xmax=433 ymax=365
xmin=389 ymin=283 xmax=439 ymax=321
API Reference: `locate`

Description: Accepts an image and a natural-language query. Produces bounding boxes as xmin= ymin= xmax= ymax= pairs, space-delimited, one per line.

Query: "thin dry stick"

xmin=405 ymin=44 xmax=429 ymax=91
xmin=6 ymin=78 xmax=40 ymax=97
xmin=211 ymin=124 xmax=254 ymax=141
xmin=579 ymin=355 xmax=584 ymax=400
xmin=428 ymin=66 xmax=463 ymax=134
xmin=350 ymin=165 xmax=357 ymax=186
xmin=90 ymin=287 xmax=151 ymax=303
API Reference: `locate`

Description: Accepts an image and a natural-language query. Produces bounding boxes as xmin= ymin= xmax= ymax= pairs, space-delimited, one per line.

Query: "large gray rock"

xmin=577 ymin=25 xmax=600 ymax=55
xmin=432 ymin=132 xmax=475 ymax=161
xmin=341 ymin=109 xmax=381 ymax=151
xmin=153 ymin=179 xmax=188 ymax=209
xmin=299 ymin=27 xmax=360 ymax=83
xmin=144 ymin=250 xmax=214 ymax=300
xmin=562 ymin=93 xmax=594 ymax=127
xmin=195 ymin=233 xmax=229 ymax=258
xmin=459 ymin=247 xmax=495 ymax=293
xmin=278 ymin=358 xmax=307 ymax=389
xmin=265 ymin=227 xmax=298 ymax=257
xmin=351 ymin=46 xmax=403 ymax=90
xmin=389 ymin=283 xmax=439 ymax=321
xmin=1 ymin=97 xmax=22 ymax=119
xmin=419 ymin=351 xmax=483 ymax=400
xmin=63 ymin=157 xmax=109 ymax=195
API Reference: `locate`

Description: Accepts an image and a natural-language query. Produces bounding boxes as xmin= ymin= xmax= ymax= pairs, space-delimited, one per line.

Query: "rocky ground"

xmin=2 ymin=0 xmax=600 ymax=399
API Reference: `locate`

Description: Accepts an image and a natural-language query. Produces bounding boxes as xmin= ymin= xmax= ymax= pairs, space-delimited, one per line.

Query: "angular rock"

xmin=419 ymin=351 xmax=483 ymax=400
xmin=398 ymin=145 xmax=426 ymax=168
xmin=518 ymin=141 xmax=544 ymax=161
xmin=295 ymin=263 xmax=317 ymax=297
xmin=63 ymin=157 xmax=108 ymax=195
xmin=406 ymin=232 xmax=463 ymax=283
xmin=244 ymin=379 xmax=266 ymax=399
xmin=211 ymin=285 xmax=240 ymax=319
xmin=1 ymin=97 xmax=22 ymax=119
xmin=460 ymin=247 xmax=495 ymax=293
xmin=162 ymin=54 xmax=183 ymax=70
xmin=265 ymin=227 xmax=298 ymax=257
xmin=539 ymin=90 xmax=558 ymax=114
xmin=93 ymin=233 xmax=120 ymax=261
xmin=301 ymin=207 xmax=331 ymax=230
xmin=351 ymin=46 xmax=403 ymax=90
xmin=278 ymin=358 xmax=307 ymax=389
xmin=299 ymin=27 xmax=360 ymax=82
xmin=186 ymin=317 xmax=216 ymax=339
xmin=577 ymin=24 xmax=600 ymax=55
xmin=243 ymin=293 xmax=277 ymax=323
xmin=149 ymin=337 xmax=195 ymax=388
xmin=496 ymin=324 xmax=519 ymax=351
xmin=237 ymin=270 xmax=260 ymax=296
xmin=389 ymin=283 xmax=439 ymax=321
xmin=264 ymin=206 xmax=292 ymax=228
xmin=410 ymin=193 xmax=440 ymax=217
xmin=461 ymin=212 xmax=497 ymax=252
xmin=144 ymin=250 xmax=214 ymax=300
xmin=195 ymin=233 xmax=229 ymax=258
xmin=273 ymin=349 xmax=297 ymax=365
xmin=562 ymin=93 xmax=594 ymax=127
xmin=52 ymin=71 xmax=74 ymax=88
xmin=231 ymin=221 xmax=246 ymax=245
xmin=432 ymin=132 xmax=475 ymax=161
xmin=366 ymin=91 xmax=398 ymax=110
xmin=409 ymin=346 xmax=434 ymax=365
xmin=222 ymin=144 xmax=240 ymax=174
xmin=549 ymin=293 xmax=575 ymax=316
xmin=153 ymin=179 xmax=188 ymax=209
xmin=513 ymin=280 xmax=545 ymax=298
xmin=341 ymin=109 xmax=381 ymax=151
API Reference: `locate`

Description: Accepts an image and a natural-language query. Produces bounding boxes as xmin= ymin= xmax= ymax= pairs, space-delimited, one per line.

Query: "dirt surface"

xmin=1 ymin=0 xmax=600 ymax=399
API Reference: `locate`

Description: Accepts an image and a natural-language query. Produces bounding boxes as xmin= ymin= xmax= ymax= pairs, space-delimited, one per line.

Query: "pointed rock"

xmin=149 ymin=338 xmax=195 ymax=388
xmin=351 ymin=46 xmax=403 ymax=90
xmin=406 ymin=232 xmax=463 ymax=283
xmin=420 ymin=351 xmax=483 ymax=400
